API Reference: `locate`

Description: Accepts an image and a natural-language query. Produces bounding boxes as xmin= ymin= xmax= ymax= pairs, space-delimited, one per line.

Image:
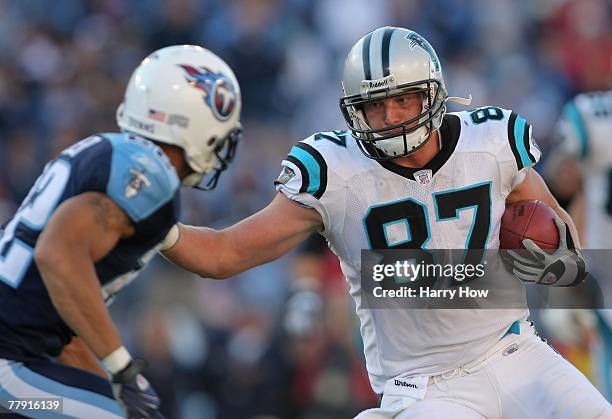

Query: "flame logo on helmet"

xmin=179 ymin=64 xmax=237 ymax=121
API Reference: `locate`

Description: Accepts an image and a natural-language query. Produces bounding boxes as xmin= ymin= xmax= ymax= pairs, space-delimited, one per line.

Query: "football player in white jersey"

xmin=545 ymin=90 xmax=612 ymax=401
xmin=164 ymin=28 xmax=611 ymax=417
xmin=546 ymin=91 xmax=612 ymax=249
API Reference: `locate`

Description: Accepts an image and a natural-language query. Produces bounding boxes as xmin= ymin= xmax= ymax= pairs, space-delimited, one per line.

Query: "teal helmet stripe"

xmin=563 ymin=101 xmax=589 ymax=159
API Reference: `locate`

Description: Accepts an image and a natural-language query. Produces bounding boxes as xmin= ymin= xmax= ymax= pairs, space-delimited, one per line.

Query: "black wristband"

xmin=112 ymin=358 xmax=148 ymax=383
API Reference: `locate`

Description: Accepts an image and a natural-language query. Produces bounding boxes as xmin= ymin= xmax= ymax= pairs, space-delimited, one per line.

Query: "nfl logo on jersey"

xmin=414 ymin=169 xmax=432 ymax=185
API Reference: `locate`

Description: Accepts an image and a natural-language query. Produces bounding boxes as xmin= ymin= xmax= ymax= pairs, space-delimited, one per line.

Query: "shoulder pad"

xmin=453 ymin=107 xmax=541 ymax=170
xmin=105 ymin=133 xmax=180 ymax=223
xmin=283 ymin=140 xmax=329 ymax=200
xmin=279 ymin=131 xmax=347 ymax=198
xmin=506 ymin=110 xmax=541 ymax=170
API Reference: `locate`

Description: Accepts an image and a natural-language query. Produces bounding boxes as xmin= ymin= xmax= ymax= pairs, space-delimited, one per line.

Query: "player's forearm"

xmin=509 ymin=168 xmax=582 ymax=249
xmin=166 ymin=224 xmax=275 ymax=278
xmin=165 ymin=195 xmax=322 ymax=278
xmin=163 ymin=225 xmax=242 ymax=278
xmin=166 ymin=222 xmax=306 ymax=279
xmin=35 ymin=249 xmax=123 ymax=359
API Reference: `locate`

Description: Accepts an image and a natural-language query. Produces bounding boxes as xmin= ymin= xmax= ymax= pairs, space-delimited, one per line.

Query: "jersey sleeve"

xmin=505 ymin=111 xmax=542 ymax=171
xmin=275 ymin=138 xmax=335 ymax=229
xmin=105 ymin=135 xmax=180 ymax=223
xmin=497 ymin=109 xmax=543 ymax=195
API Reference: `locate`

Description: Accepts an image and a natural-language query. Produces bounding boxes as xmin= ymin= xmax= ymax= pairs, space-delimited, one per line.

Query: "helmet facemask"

xmin=340 ymin=78 xmax=447 ymax=160
xmin=182 ymin=125 xmax=242 ymax=190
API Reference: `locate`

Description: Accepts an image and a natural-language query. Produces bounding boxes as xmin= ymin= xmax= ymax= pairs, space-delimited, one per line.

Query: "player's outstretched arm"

xmin=163 ymin=193 xmax=324 ymax=279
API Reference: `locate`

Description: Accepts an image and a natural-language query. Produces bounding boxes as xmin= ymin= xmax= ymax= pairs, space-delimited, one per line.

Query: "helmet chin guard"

xmin=372 ymin=126 xmax=430 ymax=158
xmin=184 ymin=126 xmax=241 ymax=190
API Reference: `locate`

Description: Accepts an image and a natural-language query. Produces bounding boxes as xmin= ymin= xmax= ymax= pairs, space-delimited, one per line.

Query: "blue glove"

xmin=501 ymin=215 xmax=588 ymax=287
xmin=111 ymin=358 xmax=161 ymax=419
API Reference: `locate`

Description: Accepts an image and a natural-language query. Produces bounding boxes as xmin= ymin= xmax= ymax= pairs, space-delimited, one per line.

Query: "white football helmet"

xmin=340 ymin=27 xmax=470 ymax=160
xmin=117 ymin=45 xmax=242 ymax=189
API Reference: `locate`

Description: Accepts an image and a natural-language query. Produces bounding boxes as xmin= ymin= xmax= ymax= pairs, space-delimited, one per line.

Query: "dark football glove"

xmin=501 ymin=215 xmax=588 ymax=287
xmin=111 ymin=358 xmax=162 ymax=419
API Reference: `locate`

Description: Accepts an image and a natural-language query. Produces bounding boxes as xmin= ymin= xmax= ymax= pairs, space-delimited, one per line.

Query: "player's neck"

xmin=157 ymin=143 xmax=192 ymax=181
xmin=391 ymin=130 xmax=440 ymax=169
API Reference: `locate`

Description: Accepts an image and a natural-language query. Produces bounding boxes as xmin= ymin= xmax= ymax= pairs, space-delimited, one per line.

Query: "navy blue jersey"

xmin=0 ymin=133 xmax=180 ymax=360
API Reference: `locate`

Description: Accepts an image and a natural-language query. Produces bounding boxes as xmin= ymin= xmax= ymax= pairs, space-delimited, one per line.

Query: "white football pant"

xmin=356 ymin=320 xmax=611 ymax=419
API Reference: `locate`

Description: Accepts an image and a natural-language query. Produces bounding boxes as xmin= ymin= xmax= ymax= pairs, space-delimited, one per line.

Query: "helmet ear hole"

xmin=207 ymin=137 xmax=216 ymax=146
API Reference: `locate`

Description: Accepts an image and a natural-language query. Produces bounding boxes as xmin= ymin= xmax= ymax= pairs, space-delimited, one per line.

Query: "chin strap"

xmin=182 ymin=172 xmax=204 ymax=187
xmin=445 ymin=94 xmax=473 ymax=106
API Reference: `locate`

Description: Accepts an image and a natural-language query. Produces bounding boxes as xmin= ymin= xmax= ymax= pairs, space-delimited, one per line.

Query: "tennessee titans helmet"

xmin=117 ymin=45 xmax=242 ymax=189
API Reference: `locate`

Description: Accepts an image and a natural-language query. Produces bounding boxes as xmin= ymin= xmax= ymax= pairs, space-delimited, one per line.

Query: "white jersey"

xmin=553 ymin=90 xmax=612 ymax=249
xmin=276 ymin=108 xmax=542 ymax=394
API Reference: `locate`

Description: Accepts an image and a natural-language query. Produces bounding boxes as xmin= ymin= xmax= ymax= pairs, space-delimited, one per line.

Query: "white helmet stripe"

xmin=361 ymin=32 xmax=373 ymax=80
xmin=369 ymin=29 xmax=385 ymax=80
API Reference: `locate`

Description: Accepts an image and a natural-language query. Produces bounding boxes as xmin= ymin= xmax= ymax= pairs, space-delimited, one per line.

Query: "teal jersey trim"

xmin=500 ymin=320 xmax=521 ymax=341
xmin=507 ymin=320 xmax=520 ymax=336
xmin=563 ymin=101 xmax=589 ymax=159
xmin=288 ymin=147 xmax=320 ymax=195
xmin=513 ymin=115 xmax=534 ymax=168
xmin=287 ymin=142 xmax=327 ymax=199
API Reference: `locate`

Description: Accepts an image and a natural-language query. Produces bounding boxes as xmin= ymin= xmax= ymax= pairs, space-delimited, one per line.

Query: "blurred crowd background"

xmin=0 ymin=0 xmax=610 ymax=418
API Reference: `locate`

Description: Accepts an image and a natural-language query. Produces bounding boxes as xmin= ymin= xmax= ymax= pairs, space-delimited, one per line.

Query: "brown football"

xmin=499 ymin=200 xmax=559 ymax=252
